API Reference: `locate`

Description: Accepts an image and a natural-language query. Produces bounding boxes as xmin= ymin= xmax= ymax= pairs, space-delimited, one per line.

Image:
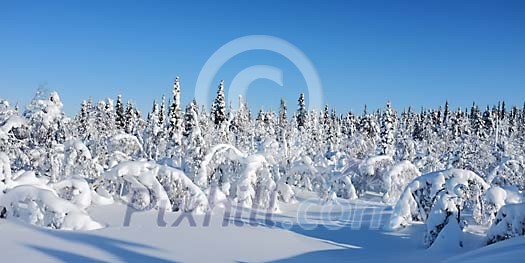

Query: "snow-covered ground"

xmin=2 ymin=191 xmax=522 ymax=263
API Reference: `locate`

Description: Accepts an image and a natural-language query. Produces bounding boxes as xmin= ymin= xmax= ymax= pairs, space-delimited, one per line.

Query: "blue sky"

xmin=1 ymin=0 xmax=524 ymax=115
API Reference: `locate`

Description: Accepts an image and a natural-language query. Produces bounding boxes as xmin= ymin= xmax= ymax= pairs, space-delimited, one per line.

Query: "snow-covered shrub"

xmin=156 ymin=165 xmax=208 ymax=213
xmin=488 ymin=158 xmax=525 ymax=191
xmin=0 ymin=152 xmax=12 ymax=186
xmin=285 ymin=155 xmax=323 ymax=192
xmin=234 ymin=154 xmax=278 ymax=210
xmin=355 ymin=155 xmax=394 ymax=195
xmin=107 ymin=133 xmax=143 ymax=167
xmin=388 ymin=169 xmax=489 ymax=230
xmin=64 ymin=140 xmax=100 ymax=180
xmin=0 ymin=185 xmax=103 ymax=230
xmin=0 ymin=115 xmax=27 ymax=141
xmin=276 ymin=182 xmax=295 ymax=203
xmin=424 ymin=185 xmax=466 ymax=248
xmin=52 ymin=177 xmax=94 ymax=210
xmin=101 ymin=161 xmax=207 ymax=213
xmin=196 ymin=144 xmax=246 ymax=190
xmin=196 ymin=144 xmax=286 ymax=210
xmin=427 ymin=217 xmax=464 ymax=251
xmin=486 ymin=203 xmax=525 ymax=245
xmin=329 ymin=173 xmax=358 ymax=200
xmin=101 ymin=161 xmax=170 ymax=210
xmin=382 ymin=161 xmax=421 ymax=204
xmin=481 ymin=186 xmax=523 ymax=225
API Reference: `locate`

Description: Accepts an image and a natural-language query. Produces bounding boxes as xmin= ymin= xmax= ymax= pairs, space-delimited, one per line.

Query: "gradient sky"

xmin=1 ymin=0 xmax=524 ymax=115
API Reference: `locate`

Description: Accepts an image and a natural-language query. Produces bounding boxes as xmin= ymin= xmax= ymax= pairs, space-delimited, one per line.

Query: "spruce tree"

xmin=379 ymin=101 xmax=396 ymax=156
xmin=278 ymin=98 xmax=288 ymax=127
xmin=212 ymin=80 xmax=226 ymax=126
xmin=443 ymin=100 xmax=450 ymax=126
xmin=297 ymin=93 xmax=307 ymax=129
xmin=169 ymin=76 xmax=183 ymax=139
xmin=115 ymin=95 xmax=125 ymax=130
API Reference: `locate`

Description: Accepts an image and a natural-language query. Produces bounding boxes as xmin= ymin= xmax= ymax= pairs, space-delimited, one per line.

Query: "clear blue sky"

xmin=1 ymin=0 xmax=524 ymax=115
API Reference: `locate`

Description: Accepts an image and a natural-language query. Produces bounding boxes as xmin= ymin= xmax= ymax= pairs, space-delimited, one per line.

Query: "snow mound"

xmin=0 ymin=185 xmax=103 ymax=230
xmin=52 ymin=177 xmax=95 ymax=210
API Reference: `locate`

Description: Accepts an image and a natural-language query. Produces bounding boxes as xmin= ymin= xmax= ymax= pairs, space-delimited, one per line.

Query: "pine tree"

xmin=115 ymin=95 xmax=125 ymax=130
xmin=77 ymin=100 xmax=88 ymax=137
xmin=169 ymin=76 xmax=183 ymax=139
xmin=278 ymin=98 xmax=288 ymax=128
xmin=182 ymin=99 xmax=204 ymax=176
xmin=443 ymin=101 xmax=450 ymax=126
xmin=159 ymin=95 xmax=166 ymax=127
xmin=124 ymin=101 xmax=136 ymax=134
xmin=212 ymin=80 xmax=226 ymax=126
xmin=297 ymin=93 xmax=307 ymax=129
xmin=483 ymin=106 xmax=495 ymax=136
xmin=501 ymin=101 xmax=507 ymax=120
xmin=379 ymin=101 xmax=396 ymax=156
xmin=472 ymin=106 xmax=486 ymax=139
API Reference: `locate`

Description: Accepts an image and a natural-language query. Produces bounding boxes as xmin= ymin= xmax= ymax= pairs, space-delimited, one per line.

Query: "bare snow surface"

xmin=1 ymin=192 xmax=521 ymax=263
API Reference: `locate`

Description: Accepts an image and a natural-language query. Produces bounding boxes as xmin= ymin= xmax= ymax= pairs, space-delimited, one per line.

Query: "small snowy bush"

xmin=488 ymin=158 xmax=525 ymax=191
xmin=0 ymin=152 xmax=12 ymax=187
xmin=329 ymin=173 xmax=358 ymax=201
xmin=108 ymin=133 xmax=144 ymax=167
xmin=486 ymin=203 xmax=525 ymax=245
xmin=382 ymin=161 xmax=421 ymax=204
xmin=355 ymin=155 xmax=394 ymax=195
xmin=64 ymin=140 xmax=100 ymax=179
xmin=424 ymin=185 xmax=466 ymax=248
xmin=52 ymin=177 xmax=94 ymax=210
xmin=481 ymin=186 xmax=523 ymax=225
xmin=389 ymin=169 xmax=489 ymax=230
xmin=0 ymin=185 xmax=103 ymax=230
xmin=101 ymin=160 xmax=208 ymax=213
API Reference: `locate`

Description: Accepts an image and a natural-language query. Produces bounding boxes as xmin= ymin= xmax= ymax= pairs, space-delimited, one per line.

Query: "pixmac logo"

xmin=194 ymin=35 xmax=324 ymax=110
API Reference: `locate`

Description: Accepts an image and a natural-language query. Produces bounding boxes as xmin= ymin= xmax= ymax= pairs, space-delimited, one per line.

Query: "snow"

xmin=389 ymin=169 xmax=489 ymax=230
xmin=0 ymin=115 xmax=26 ymax=139
xmin=0 ymin=185 xmax=103 ymax=230
xmin=52 ymin=177 xmax=94 ymax=210
xmin=382 ymin=160 xmax=421 ymax=204
xmin=0 ymin=152 xmax=12 ymax=184
xmin=486 ymin=203 xmax=525 ymax=244
xmin=101 ymin=161 xmax=208 ymax=213
xmin=428 ymin=218 xmax=464 ymax=251
xmin=1 ymin=192 xmax=521 ymax=262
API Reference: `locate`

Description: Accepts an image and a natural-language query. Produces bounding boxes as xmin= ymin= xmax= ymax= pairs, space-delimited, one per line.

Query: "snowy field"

xmin=0 ymin=192 xmax=525 ymax=262
xmin=2 ymin=191 xmax=524 ymax=263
